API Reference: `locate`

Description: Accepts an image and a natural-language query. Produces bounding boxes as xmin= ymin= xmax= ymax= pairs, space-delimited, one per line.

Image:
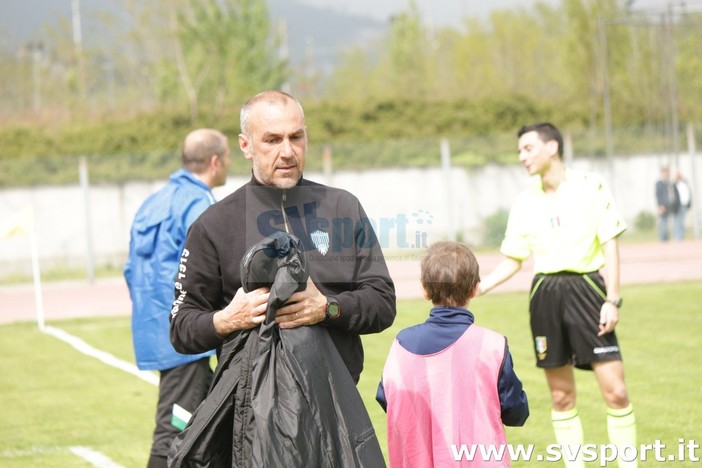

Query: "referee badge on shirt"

xmin=535 ymin=336 xmax=548 ymax=360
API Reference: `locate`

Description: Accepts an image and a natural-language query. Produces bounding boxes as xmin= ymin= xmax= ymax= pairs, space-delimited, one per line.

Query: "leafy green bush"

xmin=0 ymin=97 xmax=682 ymax=187
xmin=634 ymin=210 xmax=656 ymax=232
xmin=481 ymin=208 xmax=510 ymax=248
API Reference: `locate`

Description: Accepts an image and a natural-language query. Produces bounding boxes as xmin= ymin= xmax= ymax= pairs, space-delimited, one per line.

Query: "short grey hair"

xmin=239 ymin=90 xmax=305 ymax=137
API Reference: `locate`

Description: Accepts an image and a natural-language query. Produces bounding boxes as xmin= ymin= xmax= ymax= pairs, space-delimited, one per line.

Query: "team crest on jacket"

xmin=535 ymin=336 xmax=548 ymax=360
xmin=311 ymin=230 xmax=330 ymax=255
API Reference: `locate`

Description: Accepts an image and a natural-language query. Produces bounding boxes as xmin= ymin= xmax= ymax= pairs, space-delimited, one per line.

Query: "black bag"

xmin=168 ymin=231 xmax=385 ymax=467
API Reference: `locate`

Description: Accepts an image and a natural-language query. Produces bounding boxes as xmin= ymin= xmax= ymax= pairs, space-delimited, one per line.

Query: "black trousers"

xmin=149 ymin=357 xmax=213 ymax=464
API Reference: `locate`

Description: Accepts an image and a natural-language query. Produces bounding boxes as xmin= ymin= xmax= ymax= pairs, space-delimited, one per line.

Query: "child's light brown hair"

xmin=420 ymin=241 xmax=480 ymax=307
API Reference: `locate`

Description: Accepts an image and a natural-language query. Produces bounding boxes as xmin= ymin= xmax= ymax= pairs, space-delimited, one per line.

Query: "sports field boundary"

xmin=2 ymin=238 xmax=701 ymax=326
xmin=69 ymin=446 xmax=126 ymax=468
xmin=42 ymin=324 xmax=156 ymax=466
xmin=41 ymin=324 xmax=158 ymax=386
xmin=5 ymin=324 xmax=154 ymax=467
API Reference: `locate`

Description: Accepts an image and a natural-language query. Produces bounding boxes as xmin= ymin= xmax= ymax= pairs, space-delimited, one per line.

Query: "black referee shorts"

xmin=529 ymin=271 xmax=622 ymax=370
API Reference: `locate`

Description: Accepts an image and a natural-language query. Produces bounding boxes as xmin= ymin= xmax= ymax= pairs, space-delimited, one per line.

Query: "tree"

xmin=170 ymin=0 xmax=287 ymax=120
xmin=384 ymin=1 xmax=434 ymax=99
xmin=117 ymin=0 xmax=287 ymax=122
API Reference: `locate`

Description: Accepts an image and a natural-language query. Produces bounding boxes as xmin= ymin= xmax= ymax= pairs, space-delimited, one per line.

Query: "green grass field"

xmin=1 ymin=281 xmax=700 ymax=467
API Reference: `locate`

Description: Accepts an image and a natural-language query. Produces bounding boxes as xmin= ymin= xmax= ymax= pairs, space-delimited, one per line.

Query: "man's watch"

xmin=325 ymin=297 xmax=341 ymax=321
xmin=607 ymin=298 xmax=623 ymax=308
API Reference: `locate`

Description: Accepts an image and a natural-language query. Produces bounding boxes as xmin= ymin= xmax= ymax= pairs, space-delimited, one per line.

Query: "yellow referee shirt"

xmin=500 ymin=168 xmax=627 ymax=274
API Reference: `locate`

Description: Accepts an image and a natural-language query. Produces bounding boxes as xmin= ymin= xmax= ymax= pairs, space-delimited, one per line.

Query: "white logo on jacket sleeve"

xmin=171 ymin=248 xmax=189 ymax=316
xmin=311 ymin=230 xmax=330 ymax=256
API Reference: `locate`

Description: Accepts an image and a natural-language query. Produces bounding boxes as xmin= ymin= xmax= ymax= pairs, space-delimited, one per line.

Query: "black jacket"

xmin=170 ymin=176 xmax=396 ymax=382
xmin=168 ymin=232 xmax=386 ymax=467
xmin=656 ymin=179 xmax=680 ymax=215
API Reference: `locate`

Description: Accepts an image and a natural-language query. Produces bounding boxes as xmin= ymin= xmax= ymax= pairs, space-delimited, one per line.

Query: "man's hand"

xmin=276 ymin=278 xmax=327 ymax=329
xmin=598 ymin=302 xmax=620 ymax=336
xmin=213 ymin=287 xmax=269 ymax=337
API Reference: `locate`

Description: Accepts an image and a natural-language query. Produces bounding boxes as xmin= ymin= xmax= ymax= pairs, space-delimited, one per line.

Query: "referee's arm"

xmin=478 ymin=256 xmax=523 ymax=296
xmin=599 ymin=237 xmax=622 ymax=336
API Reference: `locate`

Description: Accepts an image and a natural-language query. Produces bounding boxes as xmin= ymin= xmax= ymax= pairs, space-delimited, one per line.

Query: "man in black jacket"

xmin=655 ymin=165 xmax=680 ymax=242
xmin=170 ymin=90 xmax=396 ymax=383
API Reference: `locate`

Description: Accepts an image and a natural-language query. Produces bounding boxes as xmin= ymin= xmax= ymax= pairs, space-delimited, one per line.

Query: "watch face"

xmin=327 ymin=302 xmax=340 ymax=319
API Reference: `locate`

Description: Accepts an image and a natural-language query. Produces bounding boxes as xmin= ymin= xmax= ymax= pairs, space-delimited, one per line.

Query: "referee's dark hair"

xmin=518 ymin=122 xmax=563 ymax=158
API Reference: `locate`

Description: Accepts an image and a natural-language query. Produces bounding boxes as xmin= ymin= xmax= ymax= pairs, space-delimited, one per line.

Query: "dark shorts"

xmin=151 ymin=358 xmax=213 ymax=457
xmin=529 ymin=271 xmax=622 ymax=370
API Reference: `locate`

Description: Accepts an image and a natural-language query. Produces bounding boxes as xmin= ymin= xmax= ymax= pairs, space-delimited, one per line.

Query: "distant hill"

xmin=268 ymin=0 xmax=385 ymax=73
xmin=1 ymin=0 xmax=386 ymax=73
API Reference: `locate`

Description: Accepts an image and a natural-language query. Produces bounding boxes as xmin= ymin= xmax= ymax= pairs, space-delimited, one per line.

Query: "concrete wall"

xmin=1 ymin=152 xmax=700 ymax=278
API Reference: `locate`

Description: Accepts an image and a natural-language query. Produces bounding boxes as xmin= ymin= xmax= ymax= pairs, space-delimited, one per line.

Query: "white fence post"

xmin=440 ymin=138 xmax=456 ymax=241
xmin=687 ymin=123 xmax=700 ymax=239
xmin=79 ymin=156 xmax=96 ymax=283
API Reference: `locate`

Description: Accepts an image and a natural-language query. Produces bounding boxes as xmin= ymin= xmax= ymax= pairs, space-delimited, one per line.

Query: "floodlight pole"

xmin=664 ymin=4 xmax=680 ymax=168
xmin=440 ymin=138 xmax=456 ymax=242
xmin=71 ymin=0 xmax=87 ymax=104
xmin=79 ymin=156 xmax=96 ymax=283
xmin=597 ymin=17 xmax=616 ymax=194
xmin=598 ymin=4 xmax=691 ymax=174
xmin=688 ymin=123 xmax=700 ymax=239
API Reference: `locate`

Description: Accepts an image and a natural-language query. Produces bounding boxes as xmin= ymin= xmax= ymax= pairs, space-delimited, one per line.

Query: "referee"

xmin=479 ymin=122 xmax=637 ymax=468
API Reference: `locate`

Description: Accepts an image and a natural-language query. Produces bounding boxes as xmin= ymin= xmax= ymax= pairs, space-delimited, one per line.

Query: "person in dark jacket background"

xmin=124 ymin=128 xmax=231 ymax=468
xmin=169 ymin=90 xmax=396 ymax=384
xmin=377 ymin=241 xmax=528 ymax=467
xmin=655 ymin=166 xmax=680 ymax=242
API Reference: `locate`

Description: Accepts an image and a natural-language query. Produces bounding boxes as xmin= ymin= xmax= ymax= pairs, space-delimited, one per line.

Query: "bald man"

xmin=124 ymin=128 xmax=231 ymax=468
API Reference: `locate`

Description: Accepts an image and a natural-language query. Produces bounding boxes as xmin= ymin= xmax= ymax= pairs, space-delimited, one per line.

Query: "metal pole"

xmin=440 ymin=138 xmax=456 ymax=241
xmin=687 ymin=123 xmax=700 ymax=238
xmin=31 ymin=43 xmax=42 ymax=111
xmin=71 ymin=0 xmax=87 ymax=103
xmin=79 ymin=156 xmax=95 ymax=283
xmin=665 ymin=3 xmax=680 ymax=167
xmin=598 ymin=19 xmax=614 ymax=159
xmin=322 ymin=144 xmax=333 ymax=186
xmin=563 ymin=131 xmax=574 ymax=165
xmin=598 ymin=17 xmax=616 ymax=192
xmin=278 ymin=19 xmax=291 ymax=94
xmin=30 ymin=230 xmax=45 ymax=331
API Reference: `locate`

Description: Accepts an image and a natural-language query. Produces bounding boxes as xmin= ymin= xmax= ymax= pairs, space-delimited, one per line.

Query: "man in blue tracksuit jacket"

xmin=124 ymin=128 xmax=231 ymax=468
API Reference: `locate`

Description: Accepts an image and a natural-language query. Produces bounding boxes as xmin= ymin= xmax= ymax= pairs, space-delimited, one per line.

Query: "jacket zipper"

xmin=281 ymin=190 xmax=291 ymax=233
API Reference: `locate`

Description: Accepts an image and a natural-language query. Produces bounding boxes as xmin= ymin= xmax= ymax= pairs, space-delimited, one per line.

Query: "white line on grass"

xmin=0 ymin=446 xmax=61 ymax=458
xmin=69 ymin=446 xmax=125 ymax=468
xmin=36 ymin=326 xmax=155 ymax=466
xmin=42 ymin=325 xmax=158 ymax=386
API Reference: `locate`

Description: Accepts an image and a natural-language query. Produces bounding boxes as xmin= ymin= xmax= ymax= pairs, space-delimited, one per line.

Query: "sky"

xmin=295 ymin=0 xmax=553 ymax=27
xmin=1 ymin=0 xmax=547 ymax=52
xmin=295 ymin=0 xmax=691 ymax=27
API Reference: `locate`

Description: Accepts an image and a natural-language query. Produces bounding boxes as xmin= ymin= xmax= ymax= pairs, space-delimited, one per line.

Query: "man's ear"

xmin=546 ymin=139 xmax=560 ymax=158
xmin=239 ymin=134 xmax=252 ymax=160
xmin=209 ymin=154 xmax=221 ymax=170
